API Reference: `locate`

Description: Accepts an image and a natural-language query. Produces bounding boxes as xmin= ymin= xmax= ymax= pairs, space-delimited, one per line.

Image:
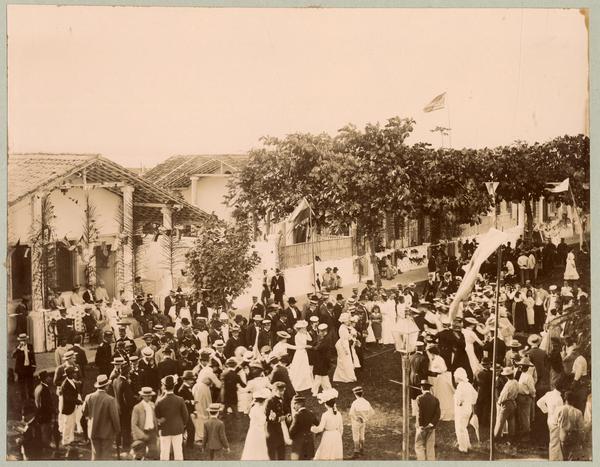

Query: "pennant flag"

xmin=288 ymin=197 xmax=314 ymax=223
xmin=546 ymin=178 xmax=569 ymax=193
xmin=423 ymin=92 xmax=446 ymax=113
xmin=485 ymin=182 xmax=499 ymax=196
xmin=449 ymin=228 xmax=509 ymax=320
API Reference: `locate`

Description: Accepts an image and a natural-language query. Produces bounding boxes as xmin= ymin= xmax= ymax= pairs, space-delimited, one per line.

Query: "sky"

xmin=8 ymin=7 xmax=588 ymax=168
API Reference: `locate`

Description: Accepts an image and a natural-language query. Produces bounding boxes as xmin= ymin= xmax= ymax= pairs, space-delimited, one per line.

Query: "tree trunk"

xmin=524 ymin=199 xmax=534 ymax=244
xmin=430 ymin=215 xmax=442 ymax=244
xmin=367 ymin=235 xmax=382 ymax=287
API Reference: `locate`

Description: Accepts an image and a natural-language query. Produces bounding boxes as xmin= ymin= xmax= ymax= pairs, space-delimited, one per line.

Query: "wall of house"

xmin=182 ymin=176 xmax=233 ymax=220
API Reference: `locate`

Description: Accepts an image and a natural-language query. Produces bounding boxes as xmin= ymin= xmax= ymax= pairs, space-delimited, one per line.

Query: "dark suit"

xmin=288 ymin=407 xmax=318 ymax=459
xmin=417 ymin=392 xmax=441 ymax=426
xmin=82 ymin=289 xmax=96 ymax=304
xmin=13 ymin=344 xmax=36 ymax=400
xmin=157 ymin=358 xmax=179 ymax=380
xmin=422 ymin=280 xmax=439 ymax=302
xmin=154 ymin=393 xmax=189 ymax=436
xmin=285 ymin=306 xmax=301 ymax=326
xmin=318 ymin=309 xmax=338 ymax=342
xmin=312 ymin=336 xmax=331 ymax=376
xmin=415 ymin=391 xmax=440 ymax=460
xmin=265 ymin=395 xmax=286 ymax=460
xmin=203 ymin=417 xmax=229 ymax=455
xmin=270 ymin=365 xmax=295 ymax=413
xmin=474 ymin=367 xmax=492 ymax=425
xmin=81 ymin=389 xmax=121 ymax=460
xmin=61 ymin=379 xmax=80 ymax=416
xmin=113 ymin=376 xmax=135 ymax=448
xmin=224 ymin=336 xmax=244 ymax=359
xmin=436 ymin=329 xmax=457 ymax=369
xmin=176 ymin=383 xmax=196 ymax=449
xmin=409 ymin=352 xmax=430 ymax=400
xmin=72 ymin=345 xmax=88 ymax=378
xmin=249 ymin=302 xmax=265 ymax=319
xmin=270 ymin=275 xmax=286 ymax=308
xmin=138 ymin=360 xmax=160 ymax=392
xmin=95 ymin=341 xmax=113 ymax=377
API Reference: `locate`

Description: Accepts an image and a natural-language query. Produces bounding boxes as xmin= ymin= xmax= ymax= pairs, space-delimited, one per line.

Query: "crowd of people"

xmin=10 ymin=237 xmax=591 ymax=461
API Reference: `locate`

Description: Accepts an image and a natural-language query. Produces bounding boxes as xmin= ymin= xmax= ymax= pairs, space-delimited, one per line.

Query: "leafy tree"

xmin=186 ymin=215 xmax=260 ymax=310
xmin=324 ymin=117 xmax=416 ymax=286
xmin=226 ymin=133 xmax=337 ymax=235
xmin=405 ymin=144 xmax=492 ymax=242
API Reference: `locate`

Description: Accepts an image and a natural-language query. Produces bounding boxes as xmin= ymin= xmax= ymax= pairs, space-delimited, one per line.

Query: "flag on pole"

xmin=423 ymin=92 xmax=446 ymax=113
xmin=449 ymin=228 xmax=509 ymax=321
xmin=485 ymin=182 xmax=499 ymax=196
xmin=546 ymin=178 xmax=569 ymax=193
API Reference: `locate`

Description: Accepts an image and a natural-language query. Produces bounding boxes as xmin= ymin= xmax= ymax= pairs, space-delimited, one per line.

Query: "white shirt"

xmin=572 ymin=355 xmax=587 ymax=381
xmin=349 ymin=397 xmax=374 ymax=423
xmin=142 ymin=400 xmax=155 ymax=430
xmin=537 ymin=389 xmax=564 ymax=425
xmin=505 ymin=261 xmax=515 ymax=276
xmin=517 ymin=255 xmax=529 ymax=269
xmin=527 ymin=254 xmax=536 ymax=269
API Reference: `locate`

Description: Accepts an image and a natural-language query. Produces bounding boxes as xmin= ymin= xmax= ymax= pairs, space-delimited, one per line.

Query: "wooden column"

xmin=121 ymin=186 xmax=135 ymax=298
xmin=30 ymin=192 xmax=44 ymax=311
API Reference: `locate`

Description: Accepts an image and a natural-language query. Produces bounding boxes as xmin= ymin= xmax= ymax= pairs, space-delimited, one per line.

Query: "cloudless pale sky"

xmin=8 ymin=6 xmax=588 ymax=168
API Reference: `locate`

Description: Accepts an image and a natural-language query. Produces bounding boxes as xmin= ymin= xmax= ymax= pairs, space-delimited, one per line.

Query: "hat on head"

xmin=516 ymin=358 xmax=533 ymax=367
xmin=294 ymin=320 xmax=308 ymax=329
xmin=465 ymin=317 xmax=478 ymax=325
xmin=94 ymin=374 xmax=110 ymax=388
xmin=501 ymin=366 xmax=515 ymax=376
xmin=336 ymin=294 xmax=344 ymax=301
xmin=139 ymin=386 xmax=156 ymax=396
xmin=288 ymin=297 xmax=296 ymax=304
xmin=318 ymin=323 xmax=328 ymax=331
xmin=63 ymin=350 xmax=75 ymax=360
xmin=309 ymin=315 xmax=319 ymax=323
xmin=225 ymin=357 xmax=238 ymax=368
xmin=262 ymin=319 xmax=272 ymax=325
xmin=549 ymin=285 xmax=557 ymax=291
xmin=182 ymin=370 xmax=195 ymax=381
xmin=317 ymin=388 xmax=339 ymax=404
xmin=141 ymin=347 xmax=154 ymax=357
xmin=276 ymin=331 xmax=291 ymax=339
xmin=17 ymin=333 xmax=28 ymax=341
xmin=338 ymin=313 xmax=350 ymax=323
xmin=454 ymin=367 xmax=468 ymax=383
xmin=213 ymin=340 xmax=225 ymax=348
xmin=253 ymin=314 xmax=263 ymax=321
xmin=292 ymin=395 xmax=306 ymax=404
xmin=135 ymin=294 xmax=144 ymax=301
xmin=208 ymin=403 xmax=222 ymax=413
xmin=153 ymin=324 xmax=164 ymax=331
xmin=181 ymin=317 xmax=190 ymax=326
xmin=509 ymin=339 xmax=521 ymax=348
xmin=219 ymin=312 xmax=229 ymax=321
xmin=143 ymin=332 xmax=153 ymax=340
xmin=111 ymin=356 xmax=126 ymax=365
xmin=481 ymin=357 xmax=491 ymax=367
xmin=352 ymin=386 xmax=364 ymax=395
xmin=243 ymin=351 xmax=254 ymax=362
xmin=420 ymin=379 xmax=433 ymax=388
xmin=104 ymin=330 xmax=114 ymax=337
xmin=129 ymin=355 xmax=139 ymax=362
xmin=527 ymin=334 xmax=541 ymax=346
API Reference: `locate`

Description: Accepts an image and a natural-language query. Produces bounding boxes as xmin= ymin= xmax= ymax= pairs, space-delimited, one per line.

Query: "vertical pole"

xmin=489 ymin=245 xmax=503 ymax=460
xmin=402 ymin=339 xmax=410 ymax=460
xmin=308 ymin=199 xmax=317 ymax=294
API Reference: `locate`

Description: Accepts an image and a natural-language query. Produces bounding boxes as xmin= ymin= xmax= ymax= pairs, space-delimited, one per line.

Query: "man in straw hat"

xmin=81 ymin=374 xmax=121 ymax=460
xmin=515 ymin=357 xmax=536 ymax=440
xmin=131 ymin=386 xmax=159 ymax=459
xmin=265 ymin=381 xmax=288 ymax=460
xmin=13 ymin=333 xmax=36 ymax=402
xmin=415 ymin=379 xmax=440 ymax=460
xmin=349 ymin=386 xmax=375 ymax=458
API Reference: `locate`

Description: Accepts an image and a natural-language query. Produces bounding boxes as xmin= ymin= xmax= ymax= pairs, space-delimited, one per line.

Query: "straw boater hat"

xmin=527 ymin=334 xmax=541 ymax=346
xmin=309 ymin=316 xmax=319 ymax=323
xmin=419 ymin=379 xmax=433 ymax=388
xmin=338 ymin=313 xmax=351 ymax=323
xmin=17 ymin=333 xmax=28 ymax=341
xmin=253 ymin=388 xmax=271 ymax=400
xmin=276 ymin=331 xmax=291 ymax=339
xmin=317 ymin=388 xmax=339 ymax=404
xmin=141 ymin=347 xmax=154 ymax=358
xmin=318 ymin=323 xmax=328 ymax=331
xmin=139 ymin=386 xmax=156 ymax=396
xmin=208 ymin=403 xmax=222 ymax=414
xmin=63 ymin=350 xmax=75 ymax=361
xmin=294 ymin=320 xmax=308 ymax=329
xmin=94 ymin=374 xmax=111 ymax=388
xmin=213 ymin=340 xmax=225 ymax=349
xmin=501 ymin=367 xmax=515 ymax=376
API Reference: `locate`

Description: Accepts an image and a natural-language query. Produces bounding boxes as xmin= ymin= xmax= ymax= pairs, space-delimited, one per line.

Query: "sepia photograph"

xmin=5 ymin=5 xmax=591 ymax=462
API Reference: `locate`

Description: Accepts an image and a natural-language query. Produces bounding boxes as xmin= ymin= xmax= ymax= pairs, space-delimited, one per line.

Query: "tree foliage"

xmin=185 ymin=215 xmax=260 ymax=310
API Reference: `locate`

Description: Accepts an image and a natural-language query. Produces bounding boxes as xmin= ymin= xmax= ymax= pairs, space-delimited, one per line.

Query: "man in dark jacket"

xmin=409 ymin=342 xmax=430 ymax=404
xmin=95 ymin=331 xmax=114 ymax=377
xmin=312 ymin=323 xmax=332 ymax=395
xmin=176 ymin=371 xmax=197 ymax=451
xmin=415 ymin=379 xmax=440 ymax=460
xmin=113 ymin=365 xmax=135 ymax=450
xmin=154 ymin=375 xmax=189 ymax=460
xmin=269 ymin=354 xmax=296 ymax=413
xmin=270 ymin=269 xmax=286 ymax=309
xmin=422 ymin=273 xmax=439 ymax=303
xmin=224 ymin=325 xmax=244 ymax=359
xmin=474 ymin=358 xmax=493 ymax=426
xmin=285 ymin=297 xmax=301 ymax=326
xmin=265 ymin=382 xmax=287 ymax=460
xmin=13 ymin=333 xmax=36 ymax=402
xmin=157 ymin=349 xmax=179 ymax=380
xmin=34 ymin=370 xmax=55 ymax=451
xmin=287 ymin=395 xmax=318 ymax=460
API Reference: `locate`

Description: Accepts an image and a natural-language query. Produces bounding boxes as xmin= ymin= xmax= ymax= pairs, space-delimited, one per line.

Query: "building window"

xmin=11 ymin=246 xmax=31 ymax=299
xmin=56 ymin=244 xmax=76 ymax=292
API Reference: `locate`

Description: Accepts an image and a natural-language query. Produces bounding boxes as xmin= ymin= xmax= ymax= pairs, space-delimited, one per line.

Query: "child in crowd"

xmin=349 ymin=386 xmax=375 ymax=458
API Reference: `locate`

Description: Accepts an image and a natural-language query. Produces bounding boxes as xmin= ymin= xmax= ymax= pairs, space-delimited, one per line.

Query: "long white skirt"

xmin=333 ymin=340 xmax=358 ymax=383
xmin=314 ymin=430 xmax=343 ymax=460
xmin=431 ymin=372 xmax=455 ymax=421
xmin=288 ymin=348 xmax=314 ymax=392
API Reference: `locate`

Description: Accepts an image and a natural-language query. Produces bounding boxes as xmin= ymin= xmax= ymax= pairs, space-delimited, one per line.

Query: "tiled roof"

xmin=8 ymin=153 xmax=99 ymax=204
xmin=143 ymin=154 xmax=248 ymax=188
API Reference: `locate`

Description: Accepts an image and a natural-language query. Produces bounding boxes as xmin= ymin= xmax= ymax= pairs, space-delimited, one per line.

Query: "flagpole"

xmin=446 ymin=93 xmax=452 ymax=148
xmin=489 ymin=244 xmax=502 ymax=461
xmin=568 ymin=186 xmax=584 ymax=249
xmin=307 ymin=198 xmax=317 ymax=294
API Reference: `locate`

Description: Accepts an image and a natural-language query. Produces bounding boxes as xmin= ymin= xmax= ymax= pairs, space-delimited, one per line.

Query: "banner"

xmin=449 ymin=228 xmax=509 ymax=320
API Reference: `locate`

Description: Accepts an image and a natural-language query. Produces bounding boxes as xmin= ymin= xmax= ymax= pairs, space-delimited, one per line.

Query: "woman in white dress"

xmin=427 ymin=345 xmax=454 ymax=421
xmin=453 ymin=367 xmax=479 ymax=453
xmin=462 ymin=318 xmax=484 ymax=376
xmin=312 ymin=389 xmax=343 ymax=460
xmin=333 ymin=313 xmax=360 ymax=383
xmin=192 ymin=375 xmax=212 ymax=442
xmin=288 ymin=321 xmax=314 ymax=392
xmin=241 ymin=388 xmax=271 ymax=460
xmin=393 ymin=307 xmax=420 ymax=353
xmin=381 ymin=294 xmax=396 ymax=345
xmin=237 ymin=353 xmax=254 ymax=414
xmin=564 ymin=248 xmax=579 ymax=282
xmin=272 ymin=332 xmax=294 ymax=360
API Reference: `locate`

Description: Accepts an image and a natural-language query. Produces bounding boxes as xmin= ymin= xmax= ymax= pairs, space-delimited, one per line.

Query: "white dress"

xmin=564 ymin=251 xmax=579 ymax=280
xmin=237 ymin=369 xmax=252 ymax=414
xmin=241 ymin=403 xmax=270 ymax=460
xmin=429 ymin=355 xmax=454 ymax=421
xmin=333 ymin=324 xmax=360 ymax=383
xmin=313 ymin=409 xmax=344 ymax=460
xmin=454 ymin=381 xmax=478 ymax=452
xmin=288 ymin=332 xmax=314 ymax=392
xmin=381 ymin=300 xmax=396 ymax=345
xmin=462 ymin=328 xmax=484 ymax=376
